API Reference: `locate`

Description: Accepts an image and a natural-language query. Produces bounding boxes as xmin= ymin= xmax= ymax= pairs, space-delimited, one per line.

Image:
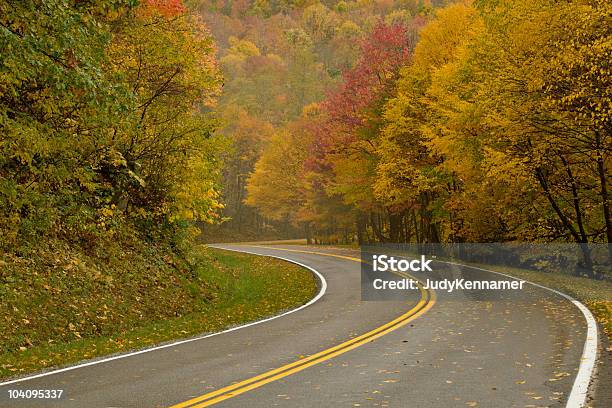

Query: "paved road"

xmin=0 ymin=244 xmax=596 ymax=407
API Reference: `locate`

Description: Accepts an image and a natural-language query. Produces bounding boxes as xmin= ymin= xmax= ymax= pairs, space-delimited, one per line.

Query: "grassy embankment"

xmin=0 ymin=239 xmax=317 ymax=380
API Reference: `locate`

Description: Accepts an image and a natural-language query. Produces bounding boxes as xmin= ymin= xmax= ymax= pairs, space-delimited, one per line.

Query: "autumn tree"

xmin=309 ymin=21 xmax=415 ymax=243
xmin=0 ymin=0 xmax=225 ymax=248
xmin=218 ymin=107 xmax=275 ymax=232
xmin=383 ymin=0 xmax=610 ymax=273
xmin=245 ymin=129 xmax=309 ymax=222
xmin=0 ymin=0 xmax=135 ymax=246
xmin=468 ymin=0 xmax=611 ymax=273
xmin=106 ymin=0 xmax=223 ymax=232
xmin=377 ymin=3 xmax=480 ymax=243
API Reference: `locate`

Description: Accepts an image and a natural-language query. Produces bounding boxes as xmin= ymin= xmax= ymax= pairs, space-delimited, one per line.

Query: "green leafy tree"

xmin=0 ymin=0 xmax=135 ymax=246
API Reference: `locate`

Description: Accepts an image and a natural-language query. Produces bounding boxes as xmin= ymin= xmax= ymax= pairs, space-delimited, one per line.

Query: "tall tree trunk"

xmin=430 ymin=222 xmax=441 ymax=244
xmin=536 ymin=167 xmax=581 ymax=241
xmin=560 ymin=155 xmax=588 ymax=242
xmin=535 ymin=167 xmax=594 ymax=277
xmin=412 ymin=208 xmax=421 ymax=244
xmin=595 ymin=131 xmax=612 ymax=264
xmin=371 ymin=211 xmax=388 ymax=243
xmin=305 ymin=222 xmax=312 ymax=245
xmin=403 ymin=213 xmax=411 ymax=243
xmin=235 ymin=169 xmax=243 ymax=233
xmin=389 ymin=211 xmax=402 ymax=243
xmin=419 ymin=192 xmax=438 ymax=243
xmin=356 ymin=213 xmax=365 ymax=246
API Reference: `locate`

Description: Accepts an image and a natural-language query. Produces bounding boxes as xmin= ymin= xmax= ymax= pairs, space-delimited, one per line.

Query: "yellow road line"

xmin=170 ymin=246 xmax=436 ymax=408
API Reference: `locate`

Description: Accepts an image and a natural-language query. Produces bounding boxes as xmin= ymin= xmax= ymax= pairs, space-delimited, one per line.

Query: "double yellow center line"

xmin=170 ymin=246 xmax=436 ymax=408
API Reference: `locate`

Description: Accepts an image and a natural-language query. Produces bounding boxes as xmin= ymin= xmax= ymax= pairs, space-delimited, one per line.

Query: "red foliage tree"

xmin=306 ymin=21 xmax=415 ymax=172
xmin=141 ymin=0 xmax=186 ymax=18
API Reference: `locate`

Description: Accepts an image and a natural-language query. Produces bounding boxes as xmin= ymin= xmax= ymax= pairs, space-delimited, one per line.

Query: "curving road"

xmin=0 ymin=244 xmax=599 ymax=407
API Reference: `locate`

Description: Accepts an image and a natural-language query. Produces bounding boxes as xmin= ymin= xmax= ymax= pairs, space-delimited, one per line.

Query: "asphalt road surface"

xmin=0 ymin=244 xmax=600 ymax=407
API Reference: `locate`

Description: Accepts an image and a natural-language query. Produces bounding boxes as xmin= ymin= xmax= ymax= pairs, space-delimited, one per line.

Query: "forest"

xmin=1 ymin=0 xmax=610 ymax=270
xmin=202 ymin=0 xmax=610 ymax=274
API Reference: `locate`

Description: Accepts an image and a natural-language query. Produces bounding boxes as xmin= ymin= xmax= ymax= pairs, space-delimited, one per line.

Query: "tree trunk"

xmin=595 ymin=131 xmax=612 ymax=264
xmin=535 ymin=167 xmax=594 ymax=277
xmin=305 ymin=222 xmax=312 ymax=245
xmin=356 ymin=214 xmax=365 ymax=246
xmin=578 ymin=243 xmax=595 ymax=279
xmin=560 ymin=155 xmax=588 ymax=243
xmin=389 ymin=211 xmax=402 ymax=243
xmin=371 ymin=212 xmax=388 ymax=243
xmin=412 ymin=208 xmax=421 ymax=244
xmin=535 ymin=167 xmax=581 ymax=242
xmin=403 ymin=213 xmax=411 ymax=243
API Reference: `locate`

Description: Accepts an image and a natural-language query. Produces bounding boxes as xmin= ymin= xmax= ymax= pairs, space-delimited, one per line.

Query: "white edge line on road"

xmin=440 ymin=260 xmax=598 ymax=408
xmin=0 ymin=246 xmax=327 ymax=387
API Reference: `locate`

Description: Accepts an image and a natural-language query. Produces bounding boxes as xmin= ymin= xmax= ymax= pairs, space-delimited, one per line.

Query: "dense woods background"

xmin=1 ymin=0 xmax=610 ymax=276
xmin=199 ymin=0 xmax=610 ymax=276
